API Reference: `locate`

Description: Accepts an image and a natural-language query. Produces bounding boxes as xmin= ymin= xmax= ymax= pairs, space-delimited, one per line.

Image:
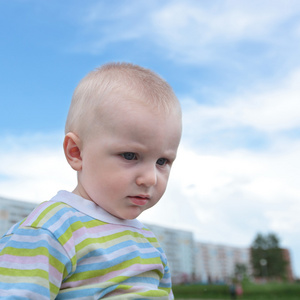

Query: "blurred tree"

xmin=250 ymin=232 xmax=287 ymax=280
xmin=234 ymin=263 xmax=248 ymax=281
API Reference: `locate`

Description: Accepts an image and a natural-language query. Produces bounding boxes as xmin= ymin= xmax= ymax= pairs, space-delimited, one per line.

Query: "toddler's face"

xmin=74 ymin=98 xmax=181 ymax=220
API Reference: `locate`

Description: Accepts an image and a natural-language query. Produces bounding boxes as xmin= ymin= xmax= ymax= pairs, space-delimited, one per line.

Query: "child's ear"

xmin=63 ymin=132 xmax=82 ymax=171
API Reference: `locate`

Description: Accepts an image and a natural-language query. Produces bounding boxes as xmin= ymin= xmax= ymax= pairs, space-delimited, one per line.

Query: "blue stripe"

xmin=0 ymin=235 xmax=12 ymax=250
xmin=58 ymin=284 xmax=117 ymax=299
xmin=0 ymin=228 xmax=70 ymax=267
xmin=42 ymin=206 xmax=91 ymax=231
xmin=0 ymin=282 xmax=50 ymax=298
xmin=123 ymin=276 xmax=160 ymax=285
xmin=2 ymin=230 xmax=58 ymax=250
xmin=79 ymin=239 xmax=160 ymax=262
xmin=76 ymin=249 xmax=161 ymax=272
xmin=0 ymin=296 xmax=28 ymax=300
xmin=4 ymin=220 xmax=23 ymax=236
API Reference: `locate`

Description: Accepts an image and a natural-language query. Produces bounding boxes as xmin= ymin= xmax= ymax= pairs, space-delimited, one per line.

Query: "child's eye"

xmin=156 ymin=158 xmax=168 ymax=166
xmin=121 ymin=152 xmax=137 ymax=160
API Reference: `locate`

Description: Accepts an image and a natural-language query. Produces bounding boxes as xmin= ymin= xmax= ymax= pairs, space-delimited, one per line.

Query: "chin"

xmin=123 ymin=213 xmax=141 ymax=220
xmin=123 ymin=210 xmax=144 ymax=220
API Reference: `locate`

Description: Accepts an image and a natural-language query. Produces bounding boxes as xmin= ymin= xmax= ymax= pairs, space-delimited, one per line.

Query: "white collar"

xmin=50 ymin=190 xmax=144 ymax=229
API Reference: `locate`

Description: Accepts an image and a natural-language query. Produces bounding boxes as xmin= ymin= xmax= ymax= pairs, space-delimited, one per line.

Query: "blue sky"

xmin=1 ymin=0 xmax=300 ymax=277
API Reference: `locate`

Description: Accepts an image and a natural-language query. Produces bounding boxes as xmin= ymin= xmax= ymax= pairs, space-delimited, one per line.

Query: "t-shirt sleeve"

xmin=0 ymin=226 xmax=72 ymax=300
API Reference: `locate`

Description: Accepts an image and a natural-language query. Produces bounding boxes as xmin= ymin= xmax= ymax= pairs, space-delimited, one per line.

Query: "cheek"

xmin=99 ymin=170 xmax=130 ymax=191
xmin=157 ymin=174 xmax=170 ymax=195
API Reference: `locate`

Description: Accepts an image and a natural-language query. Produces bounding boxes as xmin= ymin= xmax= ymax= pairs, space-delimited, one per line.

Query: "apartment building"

xmin=145 ymin=223 xmax=195 ymax=284
xmin=194 ymin=242 xmax=251 ymax=283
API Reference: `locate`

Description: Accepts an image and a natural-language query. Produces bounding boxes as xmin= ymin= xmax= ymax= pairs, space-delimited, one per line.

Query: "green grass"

xmin=173 ymin=283 xmax=228 ymax=299
xmin=172 ymin=282 xmax=300 ymax=299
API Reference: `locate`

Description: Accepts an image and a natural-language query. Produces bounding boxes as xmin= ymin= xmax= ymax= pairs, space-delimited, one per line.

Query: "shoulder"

xmin=21 ymin=201 xmax=77 ymax=228
xmin=5 ymin=200 xmax=92 ymax=242
xmin=2 ymin=200 xmax=90 ymax=260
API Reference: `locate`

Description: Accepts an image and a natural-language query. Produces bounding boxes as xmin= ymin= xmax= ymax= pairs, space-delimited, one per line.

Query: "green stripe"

xmin=58 ymin=220 xmax=84 ymax=245
xmin=57 ymin=219 xmax=105 ymax=246
xmin=0 ymin=268 xmax=61 ymax=295
xmin=31 ymin=202 xmax=64 ymax=227
xmin=158 ymin=286 xmax=172 ymax=294
xmin=65 ymin=256 xmax=163 ymax=283
xmin=0 ymin=267 xmax=49 ymax=280
xmin=0 ymin=247 xmax=65 ymax=273
xmin=49 ymin=281 xmax=60 ymax=296
xmin=84 ymin=219 xmax=107 ymax=228
xmin=137 ymin=288 xmax=169 ymax=297
xmin=76 ymin=230 xmax=156 ymax=253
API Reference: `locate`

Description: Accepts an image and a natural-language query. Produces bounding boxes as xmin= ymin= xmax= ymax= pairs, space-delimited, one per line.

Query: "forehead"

xmin=93 ymin=86 xmax=179 ymax=120
xmin=106 ymin=92 xmax=180 ymax=124
xmin=91 ymin=96 xmax=182 ymax=146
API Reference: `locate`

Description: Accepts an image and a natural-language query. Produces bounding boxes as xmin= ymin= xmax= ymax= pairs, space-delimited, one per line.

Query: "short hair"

xmin=65 ymin=62 xmax=181 ymax=137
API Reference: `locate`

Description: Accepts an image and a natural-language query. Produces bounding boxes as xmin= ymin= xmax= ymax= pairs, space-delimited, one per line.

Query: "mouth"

xmin=128 ymin=195 xmax=150 ymax=206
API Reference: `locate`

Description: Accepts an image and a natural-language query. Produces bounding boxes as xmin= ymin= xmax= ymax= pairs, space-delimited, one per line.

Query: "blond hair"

xmin=65 ymin=62 xmax=181 ymax=137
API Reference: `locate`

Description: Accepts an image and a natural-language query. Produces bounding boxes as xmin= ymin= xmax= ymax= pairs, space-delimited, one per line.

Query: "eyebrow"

xmin=115 ymin=142 xmax=177 ymax=157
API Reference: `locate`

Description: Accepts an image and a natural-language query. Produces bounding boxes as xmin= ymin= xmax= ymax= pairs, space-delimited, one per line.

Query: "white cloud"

xmin=69 ymin=0 xmax=300 ymax=62
xmin=153 ymin=0 xmax=295 ymax=41
xmin=182 ymin=68 xmax=300 ymax=144
xmin=167 ymin=67 xmax=300 ymax=256
xmin=69 ymin=1 xmax=155 ymax=54
xmin=150 ymin=0 xmax=300 ymax=61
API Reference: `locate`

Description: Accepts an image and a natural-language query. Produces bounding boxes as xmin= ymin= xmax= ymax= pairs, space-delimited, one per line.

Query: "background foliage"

xmin=250 ymin=232 xmax=287 ymax=279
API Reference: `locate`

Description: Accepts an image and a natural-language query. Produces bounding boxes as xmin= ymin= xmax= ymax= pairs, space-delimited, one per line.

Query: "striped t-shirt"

xmin=0 ymin=191 xmax=173 ymax=299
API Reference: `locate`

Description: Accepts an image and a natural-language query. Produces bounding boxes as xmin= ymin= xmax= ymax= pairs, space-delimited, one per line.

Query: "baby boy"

xmin=0 ymin=62 xmax=182 ymax=299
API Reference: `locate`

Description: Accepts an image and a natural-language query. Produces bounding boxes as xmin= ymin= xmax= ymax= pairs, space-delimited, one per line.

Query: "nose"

xmin=136 ymin=164 xmax=157 ymax=187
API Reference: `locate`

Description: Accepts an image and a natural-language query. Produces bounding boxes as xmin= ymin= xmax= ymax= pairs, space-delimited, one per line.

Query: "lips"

xmin=128 ymin=195 xmax=150 ymax=206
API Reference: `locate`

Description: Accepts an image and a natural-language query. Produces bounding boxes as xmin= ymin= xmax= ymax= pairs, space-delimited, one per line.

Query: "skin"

xmin=64 ymin=96 xmax=182 ymax=220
